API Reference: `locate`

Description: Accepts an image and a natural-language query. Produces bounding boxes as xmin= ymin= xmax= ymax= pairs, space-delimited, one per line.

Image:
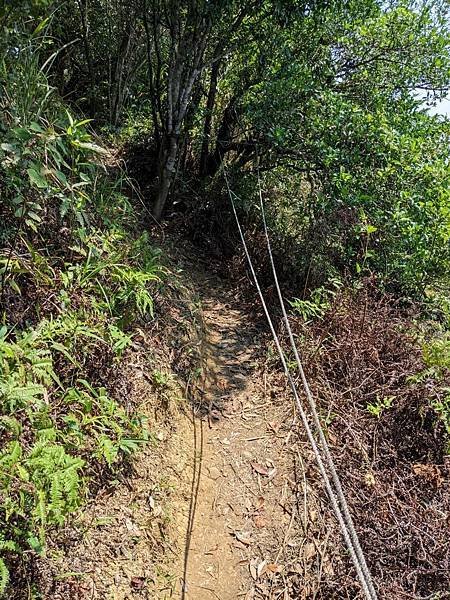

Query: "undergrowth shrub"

xmin=0 ymin=324 xmax=150 ymax=577
xmin=0 ymin=14 xmax=162 ymax=596
xmin=417 ymin=332 xmax=450 ymax=450
xmin=60 ymin=230 xmax=162 ymax=325
xmin=0 ymin=19 xmax=104 ymax=240
xmin=290 ymin=277 xmax=343 ymax=323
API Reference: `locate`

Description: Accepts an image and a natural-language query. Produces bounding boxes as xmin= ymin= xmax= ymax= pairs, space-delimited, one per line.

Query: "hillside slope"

xmin=19 ymin=236 xmax=450 ymax=600
xmin=1 ymin=9 xmax=449 ymax=596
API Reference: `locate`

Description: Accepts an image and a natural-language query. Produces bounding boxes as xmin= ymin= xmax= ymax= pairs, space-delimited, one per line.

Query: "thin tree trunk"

xmin=150 ymin=4 xmax=213 ymax=218
xmin=111 ymin=25 xmax=134 ymax=126
xmin=153 ymin=48 xmax=207 ymax=217
xmin=76 ymin=0 xmax=94 ymax=102
xmin=199 ymin=60 xmax=220 ymax=177
xmin=143 ymin=1 xmax=161 ymax=149
xmin=153 ymin=134 xmax=179 ymax=220
xmin=203 ymin=95 xmax=239 ymax=177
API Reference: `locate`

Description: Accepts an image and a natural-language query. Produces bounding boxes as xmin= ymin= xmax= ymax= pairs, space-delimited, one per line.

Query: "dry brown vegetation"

xmin=286 ymin=287 xmax=450 ymax=598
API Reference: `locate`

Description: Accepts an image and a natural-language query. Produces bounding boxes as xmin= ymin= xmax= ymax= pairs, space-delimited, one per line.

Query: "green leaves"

xmin=0 ymin=312 xmax=149 ymax=593
xmin=1 ymin=81 xmax=105 ymax=235
xmin=0 ymin=15 xmax=165 ymax=598
xmin=290 ymin=278 xmax=342 ymax=323
xmin=71 ymin=140 xmax=108 ymax=155
xmin=210 ymin=0 xmax=450 ymax=297
xmin=27 ymin=166 xmax=48 ymax=189
xmin=0 ymin=559 xmax=9 ymax=598
xmin=0 ymin=439 xmax=85 ymax=554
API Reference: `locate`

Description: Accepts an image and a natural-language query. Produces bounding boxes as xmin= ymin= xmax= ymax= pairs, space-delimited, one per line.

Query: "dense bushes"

xmin=219 ymin=102 xmax=450 ymax=300
xmin=34 ymin=0 xmax=449 ymax=301
xmin=0 ymin=15 xmax=162 ymax=595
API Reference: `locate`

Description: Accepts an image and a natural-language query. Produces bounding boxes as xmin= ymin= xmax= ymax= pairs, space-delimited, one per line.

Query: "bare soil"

xmin=167 ymin=283 xmax=325 ymax=600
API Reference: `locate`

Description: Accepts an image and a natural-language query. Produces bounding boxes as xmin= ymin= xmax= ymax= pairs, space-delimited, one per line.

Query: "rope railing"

xmin=222 ymin=161 xmax=378 ymax=600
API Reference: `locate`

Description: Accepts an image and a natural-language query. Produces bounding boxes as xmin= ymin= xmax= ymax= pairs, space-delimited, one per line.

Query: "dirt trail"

xmin=47 ymin=265 xmax=332 ymax=600
xmin=178 ymin=289 xmax=265 ymax=599
xmin=167 ymin=277 xmax=311 ymax=600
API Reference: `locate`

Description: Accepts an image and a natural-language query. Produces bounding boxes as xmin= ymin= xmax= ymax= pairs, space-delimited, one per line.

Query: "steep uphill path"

xmin=44 ymin=250 xmax=341 ymax=600
xmin=163 ymin=269 xmax=337 ymax=600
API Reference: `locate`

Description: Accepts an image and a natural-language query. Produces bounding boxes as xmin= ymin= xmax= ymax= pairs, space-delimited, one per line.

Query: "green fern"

xmin=0 ymin=540 xmax=18 ymax=553
xmin=0 ymin=416 xmax=22 ymax=438
xmin=0 ymin=441 xmax=23 ymax=472
xmin=0 ymin=22 xmax=160 ymax=594
xmin=0 ymin=558 xmax=9 ymax=597
xmin=27 ymin=443 xmax=85 ymax=526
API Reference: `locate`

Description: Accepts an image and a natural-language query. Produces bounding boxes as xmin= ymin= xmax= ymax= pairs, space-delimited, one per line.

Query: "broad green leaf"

xmin=27 ymin=168 xmax=48 ymax=189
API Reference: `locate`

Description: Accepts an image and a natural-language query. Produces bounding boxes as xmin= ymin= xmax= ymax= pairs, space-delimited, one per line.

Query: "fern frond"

xmin=0 ymin=558 xmax=9 ymax=597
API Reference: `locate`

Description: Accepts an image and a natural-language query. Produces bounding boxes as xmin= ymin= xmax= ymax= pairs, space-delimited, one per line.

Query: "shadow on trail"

xmin=180 ymin=276 xmax=262 ymax=599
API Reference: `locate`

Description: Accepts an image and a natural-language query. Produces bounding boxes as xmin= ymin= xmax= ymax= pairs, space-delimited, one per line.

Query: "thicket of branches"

xmin=27 ymin=0 xmax=447 ymax=295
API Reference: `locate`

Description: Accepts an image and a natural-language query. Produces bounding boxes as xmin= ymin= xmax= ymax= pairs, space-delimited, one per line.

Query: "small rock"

xmin=208 ymin=466 xmax=221 ymax=480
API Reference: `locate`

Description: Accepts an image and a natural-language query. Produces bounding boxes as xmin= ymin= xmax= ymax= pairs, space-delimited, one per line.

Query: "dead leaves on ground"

xmin=251 ymin=461 xmax=277 ymax=479
xmin=253 ymin=514 xmax=267 ymax=529
xmin=412 ymin=462 xmax=443 ymax=487
xmin=249 ymin=559 xmax=283 ymax=580
xmin=245 ymin=558 xmax=285 ymax=599
xmin=234 ymin=531 xmax=253 ymax=546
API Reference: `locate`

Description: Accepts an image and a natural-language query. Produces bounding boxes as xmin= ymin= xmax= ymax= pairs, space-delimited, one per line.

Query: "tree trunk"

xmin=199 ymin=60 xmax=220 ymax=176
xmin=152 ymin=134 xmax=179 ymax=220
xmin=76 ymin=0 xmax=94 ymax=104
xmin=111 ymin=25 xmax=134 ymax=126
xmin=143 ymin=2 xmax=161 ymax=149
xmin=202 ymin=96 xmax=239 ymax=177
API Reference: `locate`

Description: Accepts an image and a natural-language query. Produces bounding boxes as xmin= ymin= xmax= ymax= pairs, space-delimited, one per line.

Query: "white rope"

xmin=222 ymin=164 xmax=377 ymax=600
xmin=255 ymin=163 xmax=378 ymax=599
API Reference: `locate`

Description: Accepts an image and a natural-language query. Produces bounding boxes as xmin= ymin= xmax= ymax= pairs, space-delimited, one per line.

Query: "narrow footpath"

xmin=166 ymin=276 xmax=333 ymax=600
xmin=48 ymin=266 xmax=336 ymax=600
